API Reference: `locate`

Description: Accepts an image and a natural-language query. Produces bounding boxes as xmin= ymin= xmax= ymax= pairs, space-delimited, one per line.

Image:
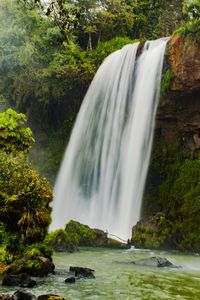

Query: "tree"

xmin=0 ymin=108 xmax=52 ymax=261
xmin=0 ymin=109 xmax=34 ymax=153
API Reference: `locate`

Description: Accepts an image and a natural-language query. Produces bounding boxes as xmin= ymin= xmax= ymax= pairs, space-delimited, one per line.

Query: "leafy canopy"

xmin=0 ymin=108 xmax=34 ymax=153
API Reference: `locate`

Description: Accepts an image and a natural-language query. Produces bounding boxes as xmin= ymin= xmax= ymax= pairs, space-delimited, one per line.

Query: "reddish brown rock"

xmin=169 ymin=35 xmax=200 ymax=92
xmin=156 ymin=34 xmax=200 ymax=150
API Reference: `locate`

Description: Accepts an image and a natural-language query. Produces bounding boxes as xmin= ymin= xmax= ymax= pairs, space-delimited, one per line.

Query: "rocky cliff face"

xmin=156 ymin=35 xmax=200 ymax=152
xmin=139 ymin=34 xmax=200 ymax=251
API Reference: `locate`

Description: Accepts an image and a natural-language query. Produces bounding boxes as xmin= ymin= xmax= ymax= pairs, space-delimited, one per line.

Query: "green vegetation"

xmin=161 ymin=69 xmax=174 ymax=97
xmin=173 ymin=19 xmax=200 ymax=45
xmin=173 ymin=0 xmax=200 ymax=42
xmin=45 ymin=220 xmax=128 ymax=251
xmin=0 ymin=0 xmax=199 ymax=255
xmin=132 ymin=213 xmax=174 ymax=249
xmin=140 ymin=140 xmax=200 ymax=252
xmin=45 ymin=229 xmax=77 ymax=252
xmin=65 ymin=220 xmax=97 ymax=246
xmin=0 ymin=0 xmax=191 ymax=183
xmin=0 ymin=109 xmax=34 ymax=153
xmin=0 ymin=108 xmax=52 ymax=270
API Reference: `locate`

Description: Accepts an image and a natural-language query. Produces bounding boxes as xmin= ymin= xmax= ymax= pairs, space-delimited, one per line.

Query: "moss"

xmin=173 ymin=20 xmax=200 ymax=44
xmin=143 ymin=138 xmax=200 ymax=251
xmin=45 ymin=229 xmax=76 ymax=252
xmin=106 ymin=239 xmax=127 ymax=249
xmin=161 ymin=69 xmax=174 ymax=97
xmin=132 ymin=213 xmax=174 ymax=249
xmin=65 ymin=220 xmax=97 ymax=247
xmin=24 ymin=243 xmax=53 ymax=259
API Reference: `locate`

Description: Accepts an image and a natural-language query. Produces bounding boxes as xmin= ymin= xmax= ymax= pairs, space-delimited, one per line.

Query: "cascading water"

xmin=50 ymin=38 xmax=169 ymax=240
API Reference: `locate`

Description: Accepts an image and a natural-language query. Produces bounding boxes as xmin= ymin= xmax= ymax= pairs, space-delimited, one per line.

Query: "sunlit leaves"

xmin=0 ymin=109 xmax=34 ymax=154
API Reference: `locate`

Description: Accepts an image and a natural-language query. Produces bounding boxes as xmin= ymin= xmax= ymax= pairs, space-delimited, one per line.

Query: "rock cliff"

xmin=156 ymin=34 xmax=200 ymax=152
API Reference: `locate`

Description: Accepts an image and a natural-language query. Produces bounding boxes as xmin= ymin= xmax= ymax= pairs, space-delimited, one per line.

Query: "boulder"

xmin=132 ymin=256 xmax=175 ymax=268
xmin=131 ymin=213 xmax=173 ymax=249
xmin=65 ymin=220 xmax=128 ymax=248
xmin=7 ymin=256 xmax=55 ymax=277
xmin=69 ymin=266 xmax=95 ymax=279
xmin=45 ymin=229 xmax=77 ymax=253
xmin=64 ymin=276 xmax=75 ymax=283
xmin=37 ymin=295 xmax=65 ymax=300
xmin=2 ymin=273 xmax=37 ymax=288
xmin=93 ymin=229 xmax=108 ymax=246
xmin=13 ymin=290 xmax=36 ymax=300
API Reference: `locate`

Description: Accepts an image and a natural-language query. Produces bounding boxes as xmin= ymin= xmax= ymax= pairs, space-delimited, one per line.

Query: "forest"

xmin=0 ymin=0 xmax=200 ymax=299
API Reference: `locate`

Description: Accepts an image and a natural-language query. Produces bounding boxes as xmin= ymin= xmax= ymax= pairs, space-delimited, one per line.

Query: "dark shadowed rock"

xmin=93 ymin=229 xmax=108 ymax=246
xmin=69 ymin=266 xmax=95 ymax=278
xmin=2 ymin=273 xmax=37 ymax=287
xmin=132 ymin=256 xmax=176 ymax=268
xmin=13 ymin=290 xmax=36 ymax=300
xmin=64 ymin=276 xmax=75 ymax=283
xmin=37 ymin=295 xmax=65 ymax=300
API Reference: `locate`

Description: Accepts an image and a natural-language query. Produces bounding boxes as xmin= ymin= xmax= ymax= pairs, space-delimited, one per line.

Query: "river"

xmin=1 ymin=247 xmax=200 ymax=299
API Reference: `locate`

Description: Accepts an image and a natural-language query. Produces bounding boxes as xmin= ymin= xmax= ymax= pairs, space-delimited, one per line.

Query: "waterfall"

xmin=50 ymin=38 xmax=169 ymax=240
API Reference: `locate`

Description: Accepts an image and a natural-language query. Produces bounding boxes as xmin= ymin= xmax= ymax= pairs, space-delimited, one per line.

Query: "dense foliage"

xmin=1 ymin=0 xmax=198 ymax=182
xmin=141 ymin=140 xmax=200 ymax=252
xmin=0 ymin=109 xmax=52 ymax=267
xmin=0 ymin=109 xmax=34 ymax=153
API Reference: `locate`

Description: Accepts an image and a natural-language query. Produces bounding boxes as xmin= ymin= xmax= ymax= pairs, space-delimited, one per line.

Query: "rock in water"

xmin=2 ymin=273 xmax=37 ymax=287
xmin=69 ymin=266 xmax=95 ymax=278
xmin=37 ymin=295 xmax=65 ymax=300
xmin=132 ymin=256 xmax=175 ymax=268
xmin=13 ymin=290 xmax=36 ymax=300
xmin=7 ymin=256 xmax=55 ymax=277
xmin=64 ymin=276 xmax=75 ymax=283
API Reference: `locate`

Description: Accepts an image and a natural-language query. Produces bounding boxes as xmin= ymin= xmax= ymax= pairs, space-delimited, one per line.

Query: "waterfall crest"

xmin=50 ymin=38 xmax=169 ymax=240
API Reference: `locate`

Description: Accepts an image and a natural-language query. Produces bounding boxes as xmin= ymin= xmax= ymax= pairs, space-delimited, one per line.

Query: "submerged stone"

xmin=69 ymin=266 xmax=95 ymax=279
xmin=64 ymin=276 xmax=75 ymax=283
xmin=132 ymin=256 xmax=176 ymax=268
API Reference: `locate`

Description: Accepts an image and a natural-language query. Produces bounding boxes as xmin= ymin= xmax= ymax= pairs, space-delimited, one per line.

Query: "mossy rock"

xmin=106 ymin=239 xmax=128 ymax=249
xmin=132 ymin=213 xmax=174 ymax=250
xmin=7 ymin=255 xmax=55 ymax=277
xmin=65 ymin=220 xmax=97 ymax=247
xmin=45 ymin=229 xmax=77 ymax=253
xmin=65 ymin=220 xmax=129 ymax=248
xmin=37 ymin=295 xmax=65 ymax=300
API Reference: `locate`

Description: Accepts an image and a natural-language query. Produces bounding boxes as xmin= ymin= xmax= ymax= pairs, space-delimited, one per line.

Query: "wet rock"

xmin=93 ymin=229 xmax=108 ymax=246
xmin=0 ymin=294 xmax=13 ymax=300
xmin=169 ymin=35 xmax=200 ymax=92
xmin=69 ymin=266 xmax=95 ymax=279
xmin=37 ymin=295 xmax=65 ymax=300
xmin=132 ymin=256 xmax=175 ymax=268
xmin=2 ymin=273 xmax=37 ymax=287
xmin=13 ymin=290 xmax=36 ymax=300
xmin=64 ymin=276 xmax=75 ymax=283
xmin=7 ymin=256 xmax=55 ymax=277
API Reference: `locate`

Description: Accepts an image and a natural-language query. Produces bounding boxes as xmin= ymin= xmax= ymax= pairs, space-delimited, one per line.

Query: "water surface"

xmin=1 ymin=248 xmax=200 ymax=299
